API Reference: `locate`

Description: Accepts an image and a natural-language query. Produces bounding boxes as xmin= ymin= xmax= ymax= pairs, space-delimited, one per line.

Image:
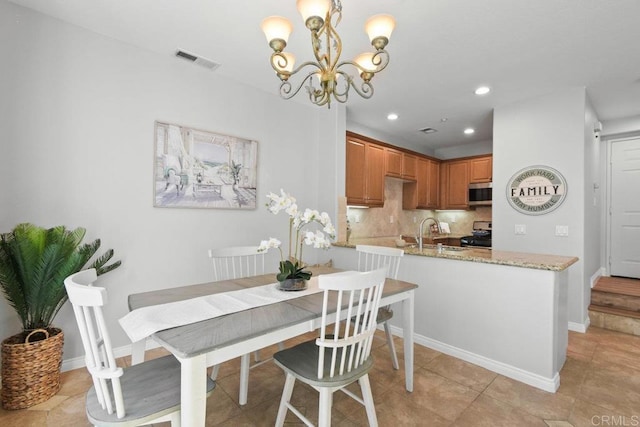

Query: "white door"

xmin=610 ymin=137 xmax=640 ymax=278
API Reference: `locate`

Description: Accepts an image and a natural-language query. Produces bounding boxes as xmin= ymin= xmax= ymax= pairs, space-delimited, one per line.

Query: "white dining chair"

xmin=208 ymin=246 xmax=265 ymax=281
xmin=356 ymin=244 xmax=404 ymax=370
xmin=208 ymin=246 xmax=283 ymax=405
xmin=273 ymin=267 xmax=387 ymax=427
xmin=64 ymin=269 xmax=215 ymax=426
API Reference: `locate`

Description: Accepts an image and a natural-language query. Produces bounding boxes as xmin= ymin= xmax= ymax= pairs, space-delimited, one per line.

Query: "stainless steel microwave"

xmin=468 ymin=182 xmax=492 ymax=206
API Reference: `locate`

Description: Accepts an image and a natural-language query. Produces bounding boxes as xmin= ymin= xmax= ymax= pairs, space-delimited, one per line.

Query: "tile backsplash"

xmin=342 ymin=178 xmax=491 ymax=240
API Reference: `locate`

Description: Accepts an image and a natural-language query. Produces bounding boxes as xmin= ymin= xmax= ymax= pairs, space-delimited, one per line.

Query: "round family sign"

xmin=506 ymin=166 xmax=567 ymax=215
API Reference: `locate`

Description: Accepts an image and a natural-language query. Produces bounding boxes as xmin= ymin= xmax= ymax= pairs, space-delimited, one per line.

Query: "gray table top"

xmin=128 ymin=267 xmax=417 ymax=358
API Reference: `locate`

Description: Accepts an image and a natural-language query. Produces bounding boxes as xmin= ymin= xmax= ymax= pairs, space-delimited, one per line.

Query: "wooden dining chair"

xmin=64 ymin=269 xmax=215 ymax=426
xmin=273 ymin=267 xmax=387 ymax=427
xmin=208 ymin=246 xmax=283 ymax=405
xmin=356 ymin=244 xmax=404 ymax=370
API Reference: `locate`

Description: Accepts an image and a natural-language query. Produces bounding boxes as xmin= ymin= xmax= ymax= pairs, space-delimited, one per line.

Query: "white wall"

xmin=0 ymin=1 xmax=340 ymax=361
xmin=493 ymin=87 xmax=595 ymax=329
xmin=602 ymin=115 xmax=640 ymax=137
xmin=583 ymin=97 xmax=602 ymax=297
xmin=434 ymin=139 xmax=493 ymax=159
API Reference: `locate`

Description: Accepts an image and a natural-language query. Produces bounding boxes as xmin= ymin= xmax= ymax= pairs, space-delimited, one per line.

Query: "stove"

xmin=460 ymin=221 xmax=492 ymax=248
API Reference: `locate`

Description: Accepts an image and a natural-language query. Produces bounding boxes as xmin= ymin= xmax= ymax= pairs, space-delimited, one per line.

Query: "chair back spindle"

xmin=65 ymin=269 xmax=126 ymax=419
xmin=316 ymin=268 xmax=386 ymax=380
xmin=356 ymin=244 xmax=403 ymax=279
xmin=208 ymin=246 xmax=265 ymax=281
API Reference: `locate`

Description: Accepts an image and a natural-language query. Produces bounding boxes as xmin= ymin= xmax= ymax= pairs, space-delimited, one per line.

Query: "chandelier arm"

xmin=326 ymin=6 xmax=343 ymax=72
xmin=335 ymin=49 xmax=390 ymax=76
xmin=332 ymin=70 xmax=352 ymax=100
xmin=370 ymin=49 xmax=390 ymax=72
xmin=349 ymin=80 xmax=374 ymax=99
xmin=288 ymin=61 xmax=323 ymax=77
xmin=309 ymin=88 xmax=330 ymax=107
xmin=279 ymin=71 xmax=321 ymax=100
xmin=335 ymin=69 xmax=374 ymax=100
xmin=270 ymin=53 xmax=323 ymax=78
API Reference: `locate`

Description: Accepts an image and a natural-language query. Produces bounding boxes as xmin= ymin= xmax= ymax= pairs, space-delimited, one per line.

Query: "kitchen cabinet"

xmin=402 ymin=153 xmax=417 ymax=180
xmin=403 ymin=157 xmax=439 ymax=210
xmin=469 ymin=155 xmax=492 ymax=183
xmin=386 ymin=148 xmax=417 ymax=181
xmin=384 ymin=147 xmax=402 ymax=178
xmin=426 ymin=159 xmax=439 ymax=208
xmin=346 ymin=136 xmax=385 ymax=207
xmin=440 ymin=159 xmax=469 ymax=209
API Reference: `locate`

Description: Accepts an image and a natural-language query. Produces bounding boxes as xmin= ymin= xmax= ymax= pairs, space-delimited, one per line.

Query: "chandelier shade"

xmin=262 ymin=0 xmax=395 ymax=108
xmin=296 ymin=0 xmax=331 ymax=23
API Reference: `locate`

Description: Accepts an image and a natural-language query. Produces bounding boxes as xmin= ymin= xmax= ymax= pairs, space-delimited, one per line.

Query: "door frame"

xmin=605 ymin=134 xmax=640 ymax=277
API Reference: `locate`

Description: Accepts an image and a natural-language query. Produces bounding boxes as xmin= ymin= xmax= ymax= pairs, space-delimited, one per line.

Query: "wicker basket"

xmin=1 ymin=328 xmax=64 ymax=410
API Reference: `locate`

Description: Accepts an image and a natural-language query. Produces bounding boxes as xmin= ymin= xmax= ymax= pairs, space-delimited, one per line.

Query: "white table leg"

xmin=130 ymin=339 xmax=146 ymax=365
xmin=239 ymin=353 xmax=250 ymax=405
xmin=402 ymin=291 xmax=414 ymax=392
xmin=180 ymin=354 xmax=207 ymax=426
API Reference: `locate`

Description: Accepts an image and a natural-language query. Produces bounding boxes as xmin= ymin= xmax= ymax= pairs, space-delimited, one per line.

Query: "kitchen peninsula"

xmin=330 ymin=240 xmax=578 ymax=392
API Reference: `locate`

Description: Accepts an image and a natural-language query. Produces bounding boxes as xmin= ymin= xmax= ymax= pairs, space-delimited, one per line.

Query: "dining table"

xmin=126 ymin=266 xmax=418 ymax=426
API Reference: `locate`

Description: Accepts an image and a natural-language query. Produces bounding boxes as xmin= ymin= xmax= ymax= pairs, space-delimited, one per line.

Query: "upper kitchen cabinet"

xmin=404 ymin=157 xmax=439 ymax=210
xmin=426 ymin=159 xmax=439 ymax=208
xmin=469 ymin=155 xmax=493 ymax=183
xmin=346 ymin=135 xmax=385 ymax=207
xmin=402 ymin=153 xmax=418 ymax=181
xmin=440 ymin=159 xmax=469 ymax=209
xmin=384 ymin=147 xmax=402 ymax=178
xmin=385 ymin=148 xmax=417 ymax=181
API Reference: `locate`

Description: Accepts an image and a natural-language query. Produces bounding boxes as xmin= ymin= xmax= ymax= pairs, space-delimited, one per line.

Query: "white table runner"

xmin=119 ymin=273 xmax=352 ymax=342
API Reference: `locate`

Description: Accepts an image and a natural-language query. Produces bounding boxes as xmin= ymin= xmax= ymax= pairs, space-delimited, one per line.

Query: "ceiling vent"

xmin=175 ymin=49 xmax=220 ymax=71
xmin=419 ymin=127 xmax=438 ymax=134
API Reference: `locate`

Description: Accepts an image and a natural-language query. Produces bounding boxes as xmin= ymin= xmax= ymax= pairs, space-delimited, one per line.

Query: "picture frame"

xmin=154 ymin=121 xmax=258 ymax=209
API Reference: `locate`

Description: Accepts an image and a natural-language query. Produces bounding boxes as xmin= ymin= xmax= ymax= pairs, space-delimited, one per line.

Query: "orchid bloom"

xmin=261 ymin=190 xmax=335 ymax=273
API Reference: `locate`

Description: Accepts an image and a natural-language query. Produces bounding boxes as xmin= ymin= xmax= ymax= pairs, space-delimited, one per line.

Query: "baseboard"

xmin=61 ymin=340 xmax=161 ymax=373
xmin=568 ymin=316 xmax=590 ymax=333
xmin=591 ymin=268 xmax=605 ymax=288
xmin=387 ymin=324 xmax=560 ymax=392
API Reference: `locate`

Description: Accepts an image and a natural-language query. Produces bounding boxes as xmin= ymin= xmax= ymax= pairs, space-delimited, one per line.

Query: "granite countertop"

xmin=333 ymin=237 xmax=578 ymax=272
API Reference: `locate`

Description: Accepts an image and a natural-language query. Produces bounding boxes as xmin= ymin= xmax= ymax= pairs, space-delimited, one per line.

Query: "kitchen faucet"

xmin=418 ymin=217 xmax=442 ymax=250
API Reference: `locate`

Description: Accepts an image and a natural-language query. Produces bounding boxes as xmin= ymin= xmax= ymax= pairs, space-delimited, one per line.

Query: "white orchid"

xmin=259 ymin=190 xmax=335 ymax=280
xmin=257 ymin=237 xmax=281 ymax=253
xmin=304 ymin=230 xmax=332 ymax=249
xmin=266 ymin=189 xmax=296 ymax=215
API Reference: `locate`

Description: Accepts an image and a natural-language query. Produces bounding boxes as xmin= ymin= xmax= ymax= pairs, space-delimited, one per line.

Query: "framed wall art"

xmin=154 ymin=121 xmax=258 ymax=209
xmin=506 ymin=165 xmax=567 ymax=215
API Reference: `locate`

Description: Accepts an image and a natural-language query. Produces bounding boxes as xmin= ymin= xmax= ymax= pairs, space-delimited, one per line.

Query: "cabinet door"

xmin=402 ymin=153 xmax=418 ymax=180
xmin=426 ymin=159 xmax=440 ymax=209
xmin=446 ymin=160 xmax=469 ymax=209
xmin=415 ymin=158 xmax=429 ymax=208
xmin=346 ymin=138 xmax=367 ymax=205
xmin=469 ymin=156 xmax=492 ymax=183
xmin=385 ymin=148 xmax=402 ymax=178
xmin=365 ymin=143 xmax=385 ymax=206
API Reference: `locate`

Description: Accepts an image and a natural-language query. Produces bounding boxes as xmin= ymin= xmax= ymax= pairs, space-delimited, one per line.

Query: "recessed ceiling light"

xmin=440 ymin=117 xmax=448 ymax=122
xmin=464 ymin=128 xmax=475 ymax=135
xmin=474 ymin=86 xmax=490 ymax=95
xmin=387 ymin=113 xmax=398 ymax=120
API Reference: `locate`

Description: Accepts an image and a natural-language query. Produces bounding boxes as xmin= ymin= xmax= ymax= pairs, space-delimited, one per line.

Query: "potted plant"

xmin=0 ymin=223 xmax=121 ymax=410
xmin=258 ymin=189 xmax=335 ymax=291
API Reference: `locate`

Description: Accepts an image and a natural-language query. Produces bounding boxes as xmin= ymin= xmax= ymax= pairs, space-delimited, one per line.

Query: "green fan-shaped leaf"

xmin=0 ymin=223 xmax=122 ymax=331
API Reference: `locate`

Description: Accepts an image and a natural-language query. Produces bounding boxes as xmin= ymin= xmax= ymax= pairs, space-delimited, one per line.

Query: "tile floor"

xmin=1 ymin=326 xmax=639 ymax=426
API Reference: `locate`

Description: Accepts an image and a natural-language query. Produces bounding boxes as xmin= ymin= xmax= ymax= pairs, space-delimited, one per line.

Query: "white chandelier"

xmin=261 ymin=0 xmax=395 ymax=108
